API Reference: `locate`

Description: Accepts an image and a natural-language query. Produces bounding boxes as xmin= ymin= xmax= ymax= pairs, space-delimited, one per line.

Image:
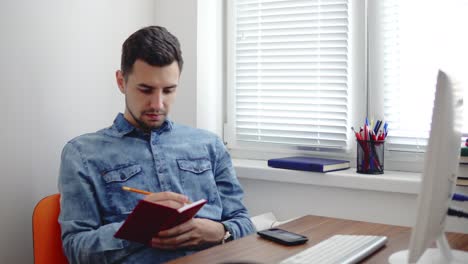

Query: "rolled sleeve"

xmin=213 ymin=138 xmax=256 ymax=239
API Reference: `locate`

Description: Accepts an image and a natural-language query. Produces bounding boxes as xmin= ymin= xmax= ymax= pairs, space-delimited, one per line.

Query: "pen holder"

xmin=356 ymin=140 xmax=384 ymax=174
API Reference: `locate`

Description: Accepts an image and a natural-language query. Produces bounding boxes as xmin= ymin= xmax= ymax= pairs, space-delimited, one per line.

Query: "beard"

xmin=126 ymin=100 xmax=166 ymax=132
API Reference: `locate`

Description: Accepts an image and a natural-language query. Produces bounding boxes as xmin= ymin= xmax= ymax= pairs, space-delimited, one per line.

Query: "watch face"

xmin=222 ymin=223 xmax=234 ymax=243
xmin=224 ymin=231 xmax=232 ymax=241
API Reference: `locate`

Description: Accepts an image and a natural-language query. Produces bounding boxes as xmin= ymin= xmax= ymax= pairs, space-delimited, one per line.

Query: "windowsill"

xmin=233 ymin=159 xmax=421 ymax=195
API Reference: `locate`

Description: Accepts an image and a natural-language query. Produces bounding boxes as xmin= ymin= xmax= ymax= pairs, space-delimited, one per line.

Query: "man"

xmin=58 ymin=26 xmax=255 ymax=264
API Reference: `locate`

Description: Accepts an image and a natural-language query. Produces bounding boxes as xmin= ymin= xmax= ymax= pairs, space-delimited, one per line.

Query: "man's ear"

xmin=116 ymin=70 xmax=126 ymax=94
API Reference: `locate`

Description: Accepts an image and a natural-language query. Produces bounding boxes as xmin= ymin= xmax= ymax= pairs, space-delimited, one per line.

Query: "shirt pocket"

xmin=102 ymin=164 xmax=146 ymax=215
xmin=102 ymin=164 xmax=142 ymax=183
xmin=177 ymin=158 xmax=219 ymax=204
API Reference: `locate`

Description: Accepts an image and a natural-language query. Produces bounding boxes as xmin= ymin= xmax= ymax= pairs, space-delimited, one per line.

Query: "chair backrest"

xmin=32 ymin=193 xmax=68 ymax=264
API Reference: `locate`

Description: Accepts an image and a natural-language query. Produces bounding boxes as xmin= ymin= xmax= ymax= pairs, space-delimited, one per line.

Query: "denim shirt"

xmin=58 ymin=113 xmax=255 ymax=264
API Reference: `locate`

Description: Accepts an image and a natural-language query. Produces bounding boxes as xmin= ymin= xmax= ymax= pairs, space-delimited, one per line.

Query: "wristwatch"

xmin=221 ymin=222 xmax=233 ymax=244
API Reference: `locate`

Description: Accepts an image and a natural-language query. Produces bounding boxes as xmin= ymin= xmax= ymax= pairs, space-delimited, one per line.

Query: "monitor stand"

xmin=388 ymin=235 xmax=468 ymax=264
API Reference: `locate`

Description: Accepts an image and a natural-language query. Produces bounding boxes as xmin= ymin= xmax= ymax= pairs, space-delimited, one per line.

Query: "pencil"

xmin=122 ymin=186 xmax=152 ymax=195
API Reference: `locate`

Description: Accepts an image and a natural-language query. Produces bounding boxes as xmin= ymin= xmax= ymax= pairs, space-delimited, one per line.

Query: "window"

xmin=226 ymin=0 xmax=355 ymax=153
xmin=226 ymin=0 xmax=468 ymax=166
xmin=368 ymin=0 xmax=468 ymax=153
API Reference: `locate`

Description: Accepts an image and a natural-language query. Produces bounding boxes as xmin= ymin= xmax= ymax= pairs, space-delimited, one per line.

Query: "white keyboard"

xmin=280 ymin=234 xmax=388 ymax=264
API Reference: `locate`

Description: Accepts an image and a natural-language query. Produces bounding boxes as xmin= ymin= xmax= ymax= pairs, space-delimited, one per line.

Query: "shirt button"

xmin=120 ymin=173 xmax=126 ymax=180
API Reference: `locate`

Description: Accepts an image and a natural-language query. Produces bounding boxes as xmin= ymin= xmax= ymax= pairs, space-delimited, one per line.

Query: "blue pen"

xmin=364 ymin=118 xmax=370 ymax=140
xmin=383 ymin=122 xmax=388 ymax=138
xmin=374 ymin=120 xmax=382 ymax=134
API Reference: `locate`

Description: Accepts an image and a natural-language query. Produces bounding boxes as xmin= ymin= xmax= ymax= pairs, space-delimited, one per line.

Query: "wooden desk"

xmin=167 ymin=215 xmax=468 ymax=264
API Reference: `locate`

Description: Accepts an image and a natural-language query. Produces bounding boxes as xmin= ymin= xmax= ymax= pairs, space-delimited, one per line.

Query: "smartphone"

xmin=257 ymin=228 xmax=308 ymax=246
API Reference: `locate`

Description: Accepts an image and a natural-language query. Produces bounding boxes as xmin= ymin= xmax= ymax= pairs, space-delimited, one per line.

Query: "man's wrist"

xmin=221 ymin=222 xmax=233 ymax=244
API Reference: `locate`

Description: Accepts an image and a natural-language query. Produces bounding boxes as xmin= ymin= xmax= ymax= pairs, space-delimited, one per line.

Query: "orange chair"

xmin=32 ymin=193 xmax=68 ymax=264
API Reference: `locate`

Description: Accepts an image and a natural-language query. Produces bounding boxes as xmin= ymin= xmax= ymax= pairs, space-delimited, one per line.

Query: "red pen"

xmin=378 ymin=130 xmax=384 ymax=141
xmin=351 ymin=127 xmax=363 ymax=141
xmin=356 ymin=131 xmax=362 ymax=140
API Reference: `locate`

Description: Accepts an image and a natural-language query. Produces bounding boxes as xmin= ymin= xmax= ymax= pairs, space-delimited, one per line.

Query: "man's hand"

xmin=150 ymin=218 xmax=225 ymax=250
xmin=144 ymin=191 xmax=189 ymax=209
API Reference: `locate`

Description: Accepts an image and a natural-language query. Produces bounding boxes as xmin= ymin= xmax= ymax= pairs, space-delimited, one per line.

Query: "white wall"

xmin=239 ymin=178 xmax=418 ymax=226
xmin=155 ymin=0 xmax=224 ymax=136
xmin=154 ymin=0 xmax=198 ymax=128
xmin=239 ymin=178 xmax=468 ymax=234
xmin=0 ymin=0 xmax=154 ymax=262
xmin=197 ymin=0 xmax=224 ymax=136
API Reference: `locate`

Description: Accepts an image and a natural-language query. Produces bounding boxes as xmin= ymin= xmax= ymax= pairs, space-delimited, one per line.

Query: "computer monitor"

xmin=389 ymin=70 xmax=468 ymax=263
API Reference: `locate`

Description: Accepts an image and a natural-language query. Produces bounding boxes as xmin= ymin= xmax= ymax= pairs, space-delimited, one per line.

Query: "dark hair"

xmin=120 ymin=26 xmax=183 ymax=79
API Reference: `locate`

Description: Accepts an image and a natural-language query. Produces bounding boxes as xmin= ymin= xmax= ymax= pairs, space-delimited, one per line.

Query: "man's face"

xmin=116 ymin=60 xmax=180 ymax=131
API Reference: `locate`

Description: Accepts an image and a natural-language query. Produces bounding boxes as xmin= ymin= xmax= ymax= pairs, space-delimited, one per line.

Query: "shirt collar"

xmin=111 ymin=113 xmax=173 ymax=137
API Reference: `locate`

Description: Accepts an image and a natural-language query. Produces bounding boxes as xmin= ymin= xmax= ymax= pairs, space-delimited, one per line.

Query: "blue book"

xmin=268 ymin=156 xmax=350 ymax=173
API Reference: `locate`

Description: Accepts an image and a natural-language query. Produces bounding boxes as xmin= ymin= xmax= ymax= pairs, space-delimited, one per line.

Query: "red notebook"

xmin=114 ymin=199 xmax=207 ymax=245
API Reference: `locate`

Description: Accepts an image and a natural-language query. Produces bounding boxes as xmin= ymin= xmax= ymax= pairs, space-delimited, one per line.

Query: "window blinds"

xmin=231 ymin=0 xmax=350 ymax=149
xmin=379 ymin=0 xmax=433 ymax=152
xmin=376 ymin=0 xmax=467 ymax=152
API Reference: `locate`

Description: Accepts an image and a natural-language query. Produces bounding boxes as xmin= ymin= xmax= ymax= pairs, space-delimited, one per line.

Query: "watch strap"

xmin=221 ymin=222 xmax=233 ymax=244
